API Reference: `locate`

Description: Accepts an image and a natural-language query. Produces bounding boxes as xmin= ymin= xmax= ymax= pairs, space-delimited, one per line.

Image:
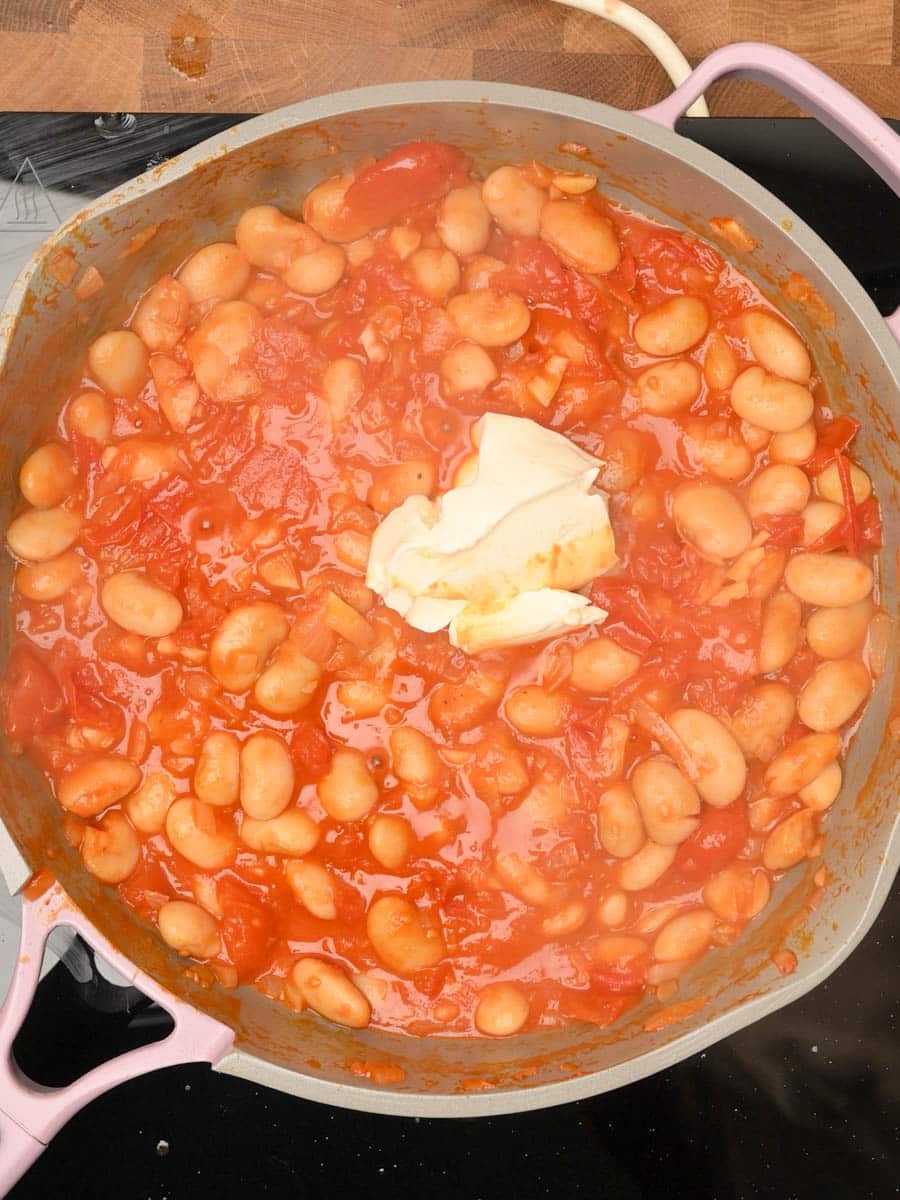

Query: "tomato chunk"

xmin=342 ymin=140 xmax=470 ymax=229
xmin=675 ymin=803 xmax=750 ymax=878
xmin=3 ymin=645 xmax=66 ymax=747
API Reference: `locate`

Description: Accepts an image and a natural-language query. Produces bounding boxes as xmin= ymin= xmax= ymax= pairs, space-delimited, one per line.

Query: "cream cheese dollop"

xmin=365 ymin=412 xmax=617 ymax=654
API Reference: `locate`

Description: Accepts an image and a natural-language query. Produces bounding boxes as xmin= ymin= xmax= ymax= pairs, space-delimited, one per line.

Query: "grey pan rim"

xmin=1 ymin=80 xmax=898 ymax=1118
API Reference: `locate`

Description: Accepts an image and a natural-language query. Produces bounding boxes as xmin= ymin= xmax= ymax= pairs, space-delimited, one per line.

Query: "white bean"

xmin=124 ymin=771 xmax=176 ymax=834
xmin=634 ymin=360 xmax=701 ymax=415
xmin=797 ymin=658 xmax=871 ymax=732
xmin=408 ymin=247 xmax=460 ymax=302
xmin=692 ymin=428 xmax=754 ymax=482
xmin=66 ymin=390 xmax=114 ymax=442
xmin=801 ymin=500 xmax=844 ymax=546
xmin=58 ymin=755 xmax=141 ymax=818
xmin=178 ymin=242 xmax=251 ymax=303
xmin=317 ymin=747 xmax=378 ymax=821
xmin=194 ymin=732 xmax=241 ymax=807
xmin=15 ymin=550 xmax=82 ymax=601
xmin=208 ymin=602 xmax=289 ymax=692
xmin=289 ymin=959 xmax=371 ymax=1028
xmin=703 ymin=332 xmax=738 ymax=391
xmin=762 ymin=808 xmax=818 ymax=870
xmin=7 ymin=507 xmax=82 ymax=562
xmin=770 ymin=420 xmax=816 ymax=465
xmin=631 ymin=758 xmax=701 ymax=845
xmin=240 ymin=809 xmax=320 ymax=856
xmin=81 ymin=810 xmax=141 ymax=884
xmin=254 ymin=641 xmax=321 ymax=715
xmin=481 ymin=166 xmax=545 ymax=237
xmin=742 ymin=310 xmax=811 ymax=383
xmin=764 ymin=732 xmax=841 ymax=796
xmin=815 ymin=458 xmax=872 ymax=505
xmin=366 ymin=894 xmax=446 ymax=975
xmin=474 ymin=982 xmax=530 ymax=1036
xmin=285 ymin=860 xmax=337 ymax=918
xmin=281 ymin=243 xmax=346 ymax=295
xmin=88 ymin=330 xmax=149 ymax=397
xmin=436 ymin=184 xmax=492 ymax=256
xmin=784 ymin=553 xmax=873 ymax=607
xmin=672 ymin=483 xmax=752 ymax=563
xmin=158 ymin=900 xmax=220 ymax=959
xmin=796 ymin=761 xmax=842 ymax=815
xmin=653 ymin=909 xmax=716 ymax=962
xmin=132 ymin=275 xmax=190 ymax=352
xmin=758 ymin=590 xmax=802 ymax=673
xmin=703 ymin=864 xmax=770 ymax=923
xmin=597 ymin=783 xmax=645 ymax=859
xmin=571 ymin=637 xmax=641 ymax=695
xmin=302 ymin=171 xmax=361 ymax=241
xmin=668 ymin=708 xmax=747 ymax=807
xmin=634 ymin=297 xmax=708 ymax=357
xmin=19 ymin=444 xmax=76 ymax=509
xmin=186 ymin=300 xmax=263 ymax=404
xmin=539 ymin=199 xmax=620 ymax=274
xmin=100 ymin=571 xmax=182 ymax=638
xmin=597 ymin=891 xmax=629 ymax=928
xmin=240 ymin=732 xmax=294 ymax=820
xmin=806 ymin=599 xmax=873 ymax=658
xmin=235 ymin=205 xmax=319 ymax=272
xmin=729 ymin=681 xmax=796 ymax=762
xmin=729 ymin=366 xmax=814 ymax=433
xmin=504 ymin=686 xmax=565 ymax=737
xmin=390 ymin=727 xmax=440 ymax=787
xmin=617 ymin=841 xmax=677 ymax=891
xmin=368 ymin=814 xmax=413 ymax=870
xmin=747 ymin=464 xmax=811 ymax=520
xmin=446 ymin=289 xmax=531 ymax=348
xmin=440 ymin=342 xmax=498 ymax=395
xmin=165 ymin=797 xmax=237 ymax=869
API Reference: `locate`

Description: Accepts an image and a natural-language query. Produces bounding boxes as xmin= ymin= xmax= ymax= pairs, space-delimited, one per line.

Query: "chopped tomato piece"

xmin=675 ymin=803 xmax=750 ymax=878
xmin=3 ymin=645 xmax=66 ymax=747
xmin=342 ymin=140 xmax=470 ymax=229
xmin=808 ymin=414 xmax=860 ymax=474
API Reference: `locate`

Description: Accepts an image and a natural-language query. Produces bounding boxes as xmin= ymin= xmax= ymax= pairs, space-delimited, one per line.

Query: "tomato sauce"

xmin=2 ymin=143 xmax=881 ymax=1038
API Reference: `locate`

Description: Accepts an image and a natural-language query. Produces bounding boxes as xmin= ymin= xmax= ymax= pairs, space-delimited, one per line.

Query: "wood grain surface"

xmin=0 ymin=0 xmax=898 ymax=116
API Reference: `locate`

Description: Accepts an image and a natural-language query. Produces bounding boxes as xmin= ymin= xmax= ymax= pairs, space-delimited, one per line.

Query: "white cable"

xmin=549 ymin=0 xmax=710 ymax=118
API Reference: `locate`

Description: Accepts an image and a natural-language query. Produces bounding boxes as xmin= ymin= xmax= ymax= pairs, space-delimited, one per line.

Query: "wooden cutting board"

xmin=0 ymin=0 xmax=897 ymax=117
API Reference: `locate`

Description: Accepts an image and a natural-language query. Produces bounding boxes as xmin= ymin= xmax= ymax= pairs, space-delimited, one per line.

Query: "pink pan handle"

xmin=637 ymin=42 xmax=900 ymax=343
xmin=0 ymin=882 xmax=233 ymax=1196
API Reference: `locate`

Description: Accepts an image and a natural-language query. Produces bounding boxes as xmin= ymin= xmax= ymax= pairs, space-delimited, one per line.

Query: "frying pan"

xmin=0 ymin=42 xmax=898 ymax=1194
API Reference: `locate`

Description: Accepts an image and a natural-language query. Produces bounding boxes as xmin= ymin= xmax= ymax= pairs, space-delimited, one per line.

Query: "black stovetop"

xmin=2 ymin=113 xmax=898 ymax=1200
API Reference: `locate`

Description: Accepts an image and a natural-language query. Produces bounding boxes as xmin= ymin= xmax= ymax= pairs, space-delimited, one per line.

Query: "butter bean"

xmin=474 ymin=982 xmax=530 ymax=1036
xmin=539 ymin=199 xmax=620 ymax=274
xmin=366 ymin=894 xmax=446 ymax=975
xmin=289 ymin=958 xmax=371 ymax=1028
xmin=634 ymin=297 xmax=708 ymax=357
xmin=240 ymin=732 xmax=295 ymax=820
xmin=101 ymin=571 xmax=182 ymax=638
xmin=19 ymin=444 xmax=76 ymax=509
xmin=797 ymin=658 xmax=871 ymax=732
xmin=784 ymin=553 xmax=873 ymax=608
xmin=668 ymin=708 xmax=747 ymax=807
xmin=672 ymin=483 xmax=752 ymax=563
xmin=730 ymin=366 xmax=813 ymax=433
xmin=158 ymin=899 xmax=220 ymax=959
xmin=742 ymin=310 xmax=811 ymax=383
